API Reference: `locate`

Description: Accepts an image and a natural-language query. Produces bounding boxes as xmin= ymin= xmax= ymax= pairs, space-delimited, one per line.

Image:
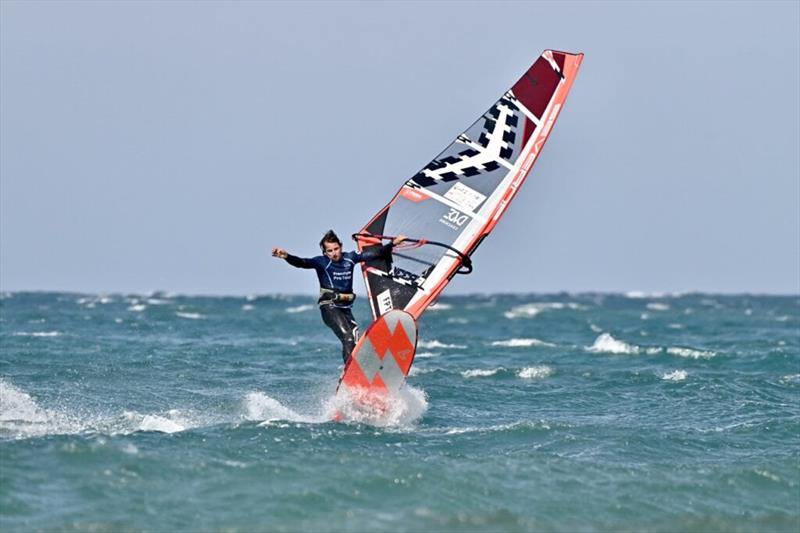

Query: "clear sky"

xmin=1 ymin=0 xmax=798 ymax=296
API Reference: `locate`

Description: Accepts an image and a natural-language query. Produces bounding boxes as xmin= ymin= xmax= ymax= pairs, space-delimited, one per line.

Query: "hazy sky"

xmin=1 ymin=1 xmax=798 ymax=296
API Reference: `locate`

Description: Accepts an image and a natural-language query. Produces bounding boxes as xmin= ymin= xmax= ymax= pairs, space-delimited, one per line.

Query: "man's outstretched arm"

xmin=272 ymin=247 xmax=314 ymax=269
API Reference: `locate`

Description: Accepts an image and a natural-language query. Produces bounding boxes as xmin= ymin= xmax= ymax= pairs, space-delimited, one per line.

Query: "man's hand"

xmin=272 ymin=247 xmax=288 ymax=259
xmin=392 ymin=234 xmax=407 ymax=246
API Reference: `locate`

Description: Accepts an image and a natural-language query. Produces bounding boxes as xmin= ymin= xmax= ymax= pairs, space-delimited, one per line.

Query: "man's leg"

xmin=320 ymin=305 xmax=359 ymax=362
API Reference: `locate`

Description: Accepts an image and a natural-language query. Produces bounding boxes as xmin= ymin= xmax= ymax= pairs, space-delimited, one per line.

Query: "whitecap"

xmin=408 ymin=367 xmax=438 ymax=376
xmin=662 ymin=370 xmax=687 ymax=381
xmin=244 ymin=392 xmax=308 ymax=423
xmin=242 ymin=304 xmax=255 ymax=311
xmin=646 ymin=302 xmax=670 ymax=311
xmin=447 ymin=317 xmax=469 ymax=324
xmin=176 ymin=312 xmax=205 ymax=320
xmin=586 ymin=333 xmax=640 ymax=354
xmin=414 ymin=352 xmax=440 ymax=358
xmin=0 ymin=380 xmax=76 ymax=439
xmin=427 ymin=303 xmax=452 ymax=311
xmin=418 ymin=339 xmax=466 ymax=349
xmin=12 ymin=331 xmax=61 ymax=337
xmin=491 ymin=338 xmax=555 ymax=348
xmin=138 ymin=415 xmax=185 ymax=433
xmin=779 ymin=374 xmax=800 ymax=384
xmin=518 ymin=366 xmax=553 ymax=379
xmin=286 ymin=304 xmax=314 ymax=314
xmin=461 ymin=368 xmax=503 ymax=378
xmin=666 ymin=346 xmax=716 ymax=359
xmin=504 ymin=302 xmax=583 ymax=319
xmin=127 ymin=304 xmax=147 ymax=312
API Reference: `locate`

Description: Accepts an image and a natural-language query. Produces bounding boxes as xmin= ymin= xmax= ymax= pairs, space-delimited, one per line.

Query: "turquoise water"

xmin=1 ymin=291 xmax=798 ymax=532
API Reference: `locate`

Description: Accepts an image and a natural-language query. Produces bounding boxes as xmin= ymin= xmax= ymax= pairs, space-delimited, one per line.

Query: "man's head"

xmin=320 ymin=230 xmax=343 ymax=261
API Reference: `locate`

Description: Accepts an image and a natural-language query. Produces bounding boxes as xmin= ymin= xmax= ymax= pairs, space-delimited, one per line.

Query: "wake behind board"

xmin=332 ymin=309 xmax=418 ymax=421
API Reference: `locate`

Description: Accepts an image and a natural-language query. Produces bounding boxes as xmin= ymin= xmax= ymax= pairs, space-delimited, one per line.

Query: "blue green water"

xmin=1 ymin=291 xmax=798 ymax=531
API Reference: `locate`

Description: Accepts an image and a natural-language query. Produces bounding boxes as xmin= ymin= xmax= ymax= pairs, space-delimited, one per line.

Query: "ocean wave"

xmin=145 ymin=298 xmax=172 ymax=306
xmin=779 ymin=374 xmax=800 ymax=384
xmin=135 ymin=412 xmax=186 ymax=433
xmin=646 ymin=302 xmax=671 ymax=311
xmin=242 ymin=304 xmax=255 ymax=311
xmin=176 ymin=312 xmax=205 ymax=320
xmin=440 ymin=419 xmax=553 ymax=436
xmin=461 ymin=368 xmax=503 ymax=378
xmin=0 ymin=380 xmax=77 ymax=439
xmin=503 ymin=302 xmax=583 ymax=319
xmin=11 ymin=331 xmax=62 ymax=337
xmin=666 ymin=347 xmax=716 ymax=359
xmin=491 ymin=338 xmax=555 ymax=348
xmin=586 ymin=333 xmax=640 ymax=354
xmin=427 ymin=303 xmax=452 ymax=311
xmin=243 ymin=392 xmax=311 ymax=424
xmin=127 ymin=304 xmax=147 ymax=312
xmin=518 ymin=366 xmax=553 ymax=379
xmin=286 ymin=304 xmax=314 ymax=314
xmin=624 ymin=291 xmax=681 ymax=299
xmin=418 ymin=340 xmax=466 ymax=349
xmin=414 ymin=352 xmax=440 ymax=358
xmin=408 ymin=366 xmax=440 ymax=376
xmin=662 ymin=370 xmax=688 ymax=381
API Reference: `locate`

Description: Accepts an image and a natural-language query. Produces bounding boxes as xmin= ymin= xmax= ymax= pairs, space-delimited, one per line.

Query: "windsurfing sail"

xmin=356 ymin=50 xmax=584 ymax=320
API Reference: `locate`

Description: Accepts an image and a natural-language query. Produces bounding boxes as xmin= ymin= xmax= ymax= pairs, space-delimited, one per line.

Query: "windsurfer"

xmin=272 ymin=230 xmax=406 ymax=362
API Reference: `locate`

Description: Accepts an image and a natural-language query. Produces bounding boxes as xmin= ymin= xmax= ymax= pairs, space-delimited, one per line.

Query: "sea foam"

xmin=491 ymin=338 xmax=555 ymax=348
xmin=518 ymin=366 xmax=553 ymax=379
xmin=587 ymin=333 xmax=640 ymax=354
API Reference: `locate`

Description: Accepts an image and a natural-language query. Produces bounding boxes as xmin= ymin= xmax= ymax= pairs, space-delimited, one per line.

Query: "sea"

xmin=1 ymin=291 xmax=798 ymax=532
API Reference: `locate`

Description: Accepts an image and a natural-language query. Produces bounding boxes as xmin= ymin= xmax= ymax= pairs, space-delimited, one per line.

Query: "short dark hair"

xmin=319 ymin=229 xmax=342 ymax=252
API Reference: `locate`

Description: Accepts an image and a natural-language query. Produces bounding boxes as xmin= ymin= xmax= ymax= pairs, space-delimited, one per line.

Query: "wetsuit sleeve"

xmin=285 ymin=254 xmax=316 ymax=269
xmin=354 ymin=243 xmax=394 ymax=263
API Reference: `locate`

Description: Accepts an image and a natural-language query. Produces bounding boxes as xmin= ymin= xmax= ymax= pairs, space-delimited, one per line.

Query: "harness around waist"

xmin=318 ymin=288 xmax=356 ymax=306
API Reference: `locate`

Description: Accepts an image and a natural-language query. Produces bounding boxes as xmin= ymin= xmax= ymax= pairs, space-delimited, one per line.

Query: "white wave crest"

xmin=127 ymin=304 xmax=147 ymax=312
xmin=12 ymin=331 xmax=61 ymax=337
xmin=587 ymin=333 xmax=640 ymax=354
xmin=625 ymin=291 xmax=673 ymax=299
xmin=138 ymin=414 xmax=185 ymax=433
xmin=504 ymin=302 xmax=583 ymax=319
xmin=243 ymin=392 xmax=312 ymax=423
xmin=461 ymin=368 xmax=503 ymax=378
xmin=418 ymin=339 xmax=466 ymax=349
xmin=662 ymin=370 xmax=688 ymax=381
xmin=0 ymin=380 xmax=76 ymax=439
xmin=286 ymin=304 xmax=314 ymax=314
xmin=414 ymin=352 xmax=440 ymax=358
xmin=666 ymin=347 xmax=716 ymax=359
xmin=491 ymin=338 xmax=555 ymax=348
xmin=427 ymin=303 xmax=452 ymax=311
xmin=176 ymin=312 xmax=205 ymax=320
xmin=518 ymin=366 xmax=553 ymax=379
xmin=242 ymin=304 xmax=255 ymax=311
xmin=646 ymin=302 xmax=670 ymax=311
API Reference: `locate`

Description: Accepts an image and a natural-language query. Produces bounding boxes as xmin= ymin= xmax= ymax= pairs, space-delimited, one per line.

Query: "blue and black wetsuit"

xmin=284 ymin=243 xmax=393 ymax=362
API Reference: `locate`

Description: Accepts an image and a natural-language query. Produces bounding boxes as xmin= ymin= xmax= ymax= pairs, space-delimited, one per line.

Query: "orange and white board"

xmin=332 ymin=309 xmax=418 ymax=420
